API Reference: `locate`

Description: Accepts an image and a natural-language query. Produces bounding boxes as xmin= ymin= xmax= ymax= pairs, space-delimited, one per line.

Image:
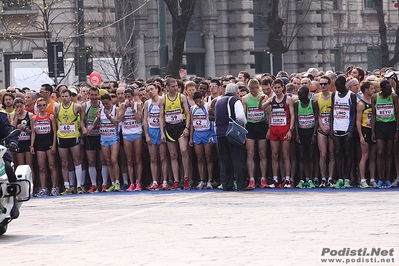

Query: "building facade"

xmin=0 ymin=0 xmax=398 ymax=88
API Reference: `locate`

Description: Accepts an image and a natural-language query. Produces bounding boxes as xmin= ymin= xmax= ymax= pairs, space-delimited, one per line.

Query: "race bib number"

xmin=100 ymin=124 xmax=116 ymax=137
xmin=149 ymin=114 xmax=160 ymax=127
xmin=123 ymin=117 xmax=140 ymax=129
xmin=247 ymin=107 xmax=264 ymax=121
xmin=333 ymin=104 xmax=350 ymax=119
xmin=193 ymin=114 xmax=208 ymax=130
xmin=165 ymin=110 xmax=183 ymax=124
xmin=18 ymin=131 xmax=31 ymax=141
xmin=320 ymin=113 xmax=330 ymax=127
xmin=60 ymin=123 xmax=76 ymax=134
xmin=270 ymin=109 xmax=287 ymax=126
xmin=376 ymin=103 xmax=394 ymax=119
xmin=298 ymin=114 xmax=315 ymax=129
xmin=367 ymin=113 xmax=372 ymax=127
xmin=87 ymin=120 xmax=99 ymax=135
xmin=35 ymin=121 xmax=51 ymax=134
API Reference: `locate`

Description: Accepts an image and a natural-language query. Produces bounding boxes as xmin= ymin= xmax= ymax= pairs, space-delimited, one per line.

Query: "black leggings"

xmin=5 ymin=159 xmax=17 ymax=183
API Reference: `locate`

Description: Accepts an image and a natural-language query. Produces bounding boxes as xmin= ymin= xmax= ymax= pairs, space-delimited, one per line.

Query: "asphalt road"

xmin=1 ymin=189 xmax=398 ymax=266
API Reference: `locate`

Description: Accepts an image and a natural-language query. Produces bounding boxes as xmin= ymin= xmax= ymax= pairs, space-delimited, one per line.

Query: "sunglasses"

xmin=7 ymin=90 xmax=15 ymax=93
xmin=319 ymin=83 xmax=329 ymax=86
xmin=37 ymin=104 xmax=46 ymax=107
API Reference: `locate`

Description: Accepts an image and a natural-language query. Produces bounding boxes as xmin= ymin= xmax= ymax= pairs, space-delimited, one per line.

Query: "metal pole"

xmin=158 ymin=0 xmax=168 ymax=77
xmin=77 ymin=0 xmax=86 ymax=82
xmin=53 ymin=44 xmax=58 ymax=85
xmin=270 ymin=52 xmax=274 ymax=75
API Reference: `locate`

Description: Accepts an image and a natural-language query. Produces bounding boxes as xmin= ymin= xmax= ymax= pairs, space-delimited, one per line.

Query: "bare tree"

xmin=164 ymin=0 xmax=196 ymax=78
xmin=373 ymin=0 xmax=399 ymax=66
xmin=267 ymin=0 xmax=314 ymax=53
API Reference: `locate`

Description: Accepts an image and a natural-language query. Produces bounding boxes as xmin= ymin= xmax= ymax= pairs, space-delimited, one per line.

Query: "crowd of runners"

xmin=1 ymin=65 xmax=399 ymax=196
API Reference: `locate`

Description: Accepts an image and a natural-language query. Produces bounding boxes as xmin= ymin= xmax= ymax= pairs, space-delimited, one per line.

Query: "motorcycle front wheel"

xmin=0 ymin=224 xmax=8 ymax=235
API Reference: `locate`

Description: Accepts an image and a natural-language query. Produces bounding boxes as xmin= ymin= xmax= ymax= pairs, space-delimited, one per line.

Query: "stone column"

xmin=203 ymin=31 xmax=216 ymax=78
xmin=135 ymin=31 xmax=146 ymax=79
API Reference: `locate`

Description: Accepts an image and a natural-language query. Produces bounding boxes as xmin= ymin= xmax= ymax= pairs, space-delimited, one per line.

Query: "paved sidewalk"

xmin=0 ymin=189 xmax=398 ymax=266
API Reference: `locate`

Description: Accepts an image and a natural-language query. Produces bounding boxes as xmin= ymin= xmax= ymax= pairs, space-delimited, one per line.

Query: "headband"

xmin=345 ymin=79 xmax=358 ymax=89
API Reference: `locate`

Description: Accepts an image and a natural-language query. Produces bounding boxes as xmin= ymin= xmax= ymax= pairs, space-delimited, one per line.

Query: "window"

xmin=3 ymin=0 xmax=32 ymax=10
xmin=330 ymin=49 xmax=341 ymax=72
xmin=367 ymin=47 xmax=381 ymax=70
xmin=364 ymin=0 xmax=375 ymax=9
xmin=185 ymin=54 xmax=204 ymax=77
xmin=333 ymin=0 xmax=339 ymax=10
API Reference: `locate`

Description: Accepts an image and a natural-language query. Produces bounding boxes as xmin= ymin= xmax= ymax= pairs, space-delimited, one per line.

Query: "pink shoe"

xmin=126 ymin=184 xmax=135 ymax=191
xmin=134 ymin=183 xmax=142 ymax=191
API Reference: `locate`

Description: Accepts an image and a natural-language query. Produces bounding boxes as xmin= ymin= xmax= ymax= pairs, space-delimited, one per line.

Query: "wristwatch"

xmin=290 ymin=128 xmax=295 ymax=132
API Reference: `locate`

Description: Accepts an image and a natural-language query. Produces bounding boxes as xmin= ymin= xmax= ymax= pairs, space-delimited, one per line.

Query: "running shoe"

xmin=101 ymin=185 xmax=107 ymax=192
xmin=269 ymin=181 xmax=278 ymax=188
xmin=284 ymin=180 xmax=293 ymax=188
xmin=183 ymin=178 xmax=190 ymax=190
xmin=319 ymin=180 xmax=326 ymax=188
xmin=134 ymin=183 xmax=142 ymax=191
xmin=76 ymin=187 xmax=85 ymax=194
xmin=126 ymin=184 xmax=135 ymax=191
xmin=206 ymin=181 xmax=213 ymax=189
xmin=87 ymin=186 xmax=97 ymax=193
xmin=260 ymin=178 xmax=268 ymax=188
xmin=196 ymin=181 xmax=205 ymax=190
xmin=313 ymin=177 xmax=319 ymax=187
xmin=217 ymin=184 xmax=223 ymax=190
xmin=106 ymin=185 xmax=115 ymax=192
xmin=121 ymin=183 xmax=129 ymax=191
xmin=360 ymin=181 xmax=369 ymax=189
xmin=70 ymin=187 xmax=77 ymax=194
xmin=37 ymin=188 xmax=49 ymax=197
xmin=308 ymin=180 xmax=316 ymax=189
xmin=326 ymin=180 xmax=333 ymax=188
xmin=296 ymin=180 xmax=304 ymax=188
xmin=170 ymin=181 xmax=180 ymax=190
xmin=189 ymin=180 xmax=194 ymax=189
xmin=233 ymin=181 xmax=237 ymax=190
xmin=392 ymin=179 xmax=399 ymax=187
xmin=248 ymin=179 xmax=256 ymax=189
xmin=369 ymin=181 xmax=377 ymax=188
xmin=375 ymin=180 xmax=384 ymax=189
xmin=278 ymin=180 xmax=286 ymax=188
xmin=50 ymin=187 xmax=61 ymax=196
xmin=385 ymin=180 xmax=393 ymax=188
xmin=114 ymin=183 xmax=121 ymax=192
xmin=333 ymin=179 xmax=343 ymax=189
xmin=162 ymin=182 xmax=169 ymax=190
xmin=148 ymin=183 xmax=158 ymax=191
xmin=343 ymin=179 xmax=351 ymax=189
xmin=61 ymin=187 xmax=73 ymax=195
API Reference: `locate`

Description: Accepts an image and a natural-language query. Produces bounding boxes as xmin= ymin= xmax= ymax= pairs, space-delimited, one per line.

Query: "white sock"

xmin=361 ymin=179 xmax=366 ymax=183
xmin=64 ymin=181 xmax=70 ymax=189
xmin=68 ymin=171 xmax=75 ymax=187
xmin=322 ymin=177 xmax=326 ymax=181
xmin=115 ymin=180 xmax=120 ymax=184
xmin=88 ymin=167 xmax=97 ymax=186
xmin=153 ymin=181 xmax=158 ymax=185
xmin=75 ymin=165 xmax=83 ymax=188
xmin=370 ymin=178 xmax=375 ymax=183
xmin=112 ymin=181 xmax=115 ymax=186
xmin=122 ymin=173 xmax=128 ymax=185
xmin=285 ymin=176 xmax=290 ymax=182
xmin=273 ymin=176 xmax=278 ymax=182
xmin=249 ymin=177 xmax=255 ymax=181
xmin=102 ymin=166 xmax=109 ymax=186
xmin=81 ymin=169 xmax=86 ymax=187
xmin=328 ymin=177 xmax=332 ymax=181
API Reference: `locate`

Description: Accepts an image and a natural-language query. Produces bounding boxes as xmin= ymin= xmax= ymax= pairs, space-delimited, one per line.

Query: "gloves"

xmin=8 ymin=142 xmax=19 ymax=152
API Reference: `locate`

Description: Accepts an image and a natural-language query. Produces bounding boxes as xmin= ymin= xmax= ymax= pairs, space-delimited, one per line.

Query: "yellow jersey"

xmin=57 ymin=102 xmax=80 ymax=138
